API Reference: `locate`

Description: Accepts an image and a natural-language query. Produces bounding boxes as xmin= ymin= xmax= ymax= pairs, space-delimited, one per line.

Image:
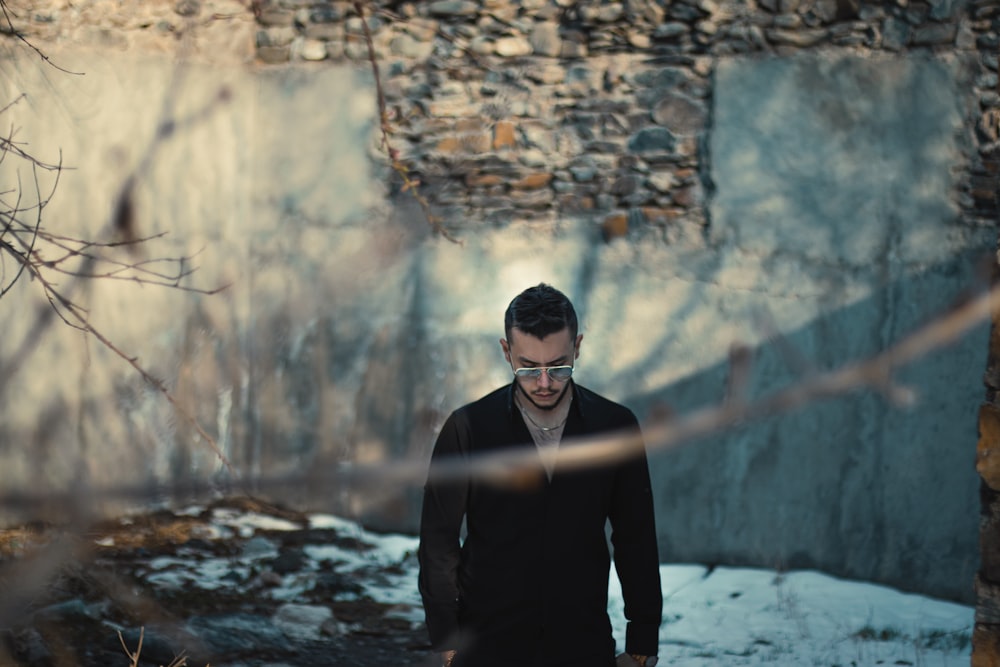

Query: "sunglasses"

xmin=513 ymin=365 xmax=574 ymax=382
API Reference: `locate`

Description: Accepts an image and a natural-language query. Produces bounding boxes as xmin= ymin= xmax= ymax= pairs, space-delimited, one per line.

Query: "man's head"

xmin=500 ymin=284 xmax=582 ymax=411
xmin=503 ymin=283 xmax=578 ymax=342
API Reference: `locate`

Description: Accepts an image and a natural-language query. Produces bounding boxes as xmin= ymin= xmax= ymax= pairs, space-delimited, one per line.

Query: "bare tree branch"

xmin=0 ymin=0 xmax=82 ymax=75
xmin=354 ymin=1 xmax=461 ymax=244
xmin=0 ymin=274 xmax=993 ymax=511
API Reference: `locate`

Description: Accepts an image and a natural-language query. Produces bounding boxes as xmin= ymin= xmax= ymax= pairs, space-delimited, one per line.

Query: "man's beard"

xmin=515 ymin=379 xmax=571 ymax=412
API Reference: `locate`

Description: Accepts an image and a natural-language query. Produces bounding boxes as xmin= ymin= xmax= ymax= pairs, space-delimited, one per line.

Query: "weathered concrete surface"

xmin=0 ymin=48 xmax=990 ymax=602
xmin=642 ymin=53 xmax=988 ymax=603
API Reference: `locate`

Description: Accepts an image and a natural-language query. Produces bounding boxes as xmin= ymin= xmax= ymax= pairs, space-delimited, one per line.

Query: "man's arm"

xmin=609 ymin=424 xmax=663 ymax=657
xmin=418 ymin=412 xmax=470 ymax=652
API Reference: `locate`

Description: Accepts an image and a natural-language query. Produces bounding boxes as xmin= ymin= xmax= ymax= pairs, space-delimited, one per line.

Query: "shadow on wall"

xmin=0 ymin=208 xmax=987 ymax=606
xmin=0 ymin=46 xmax=987 ymax=606
xmin=627 ymin=246 xmax=989 ymax=605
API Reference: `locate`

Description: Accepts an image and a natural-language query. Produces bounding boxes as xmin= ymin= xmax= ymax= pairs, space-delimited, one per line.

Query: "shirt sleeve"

xmin=417 ymin=411 xmax=470 ymax=651
xmin=609 ymin=422 xmax=663 ymax=656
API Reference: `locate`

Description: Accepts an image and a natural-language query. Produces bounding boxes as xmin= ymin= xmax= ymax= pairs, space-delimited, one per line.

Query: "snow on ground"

xmin=143 ymin=507 xmax=974 ymax=666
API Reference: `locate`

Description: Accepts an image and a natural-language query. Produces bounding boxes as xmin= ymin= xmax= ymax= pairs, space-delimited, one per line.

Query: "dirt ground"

xmin=0 ymin=497 xmax=437 ymax=667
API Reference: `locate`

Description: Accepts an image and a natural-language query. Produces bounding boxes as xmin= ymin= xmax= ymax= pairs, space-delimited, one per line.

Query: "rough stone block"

xmin=602 ymin=212 xmax=629 ymax=240
xmin=465 ymin=173 xmax=505 ymax=187
xmin=511 ymin=172 xmax=553 ymax=190
xmin=980 ymin=403 xmax=1000 ymax=491
xmin=436 ymin=133 xmax=491 ymax=154
xmin=493 ymin=120 xmax=517 ymax=150
xmin=972 ymin=623 xmax=1000 ymax=667
xmin=495 ymin=36 xmax=532 ymax=57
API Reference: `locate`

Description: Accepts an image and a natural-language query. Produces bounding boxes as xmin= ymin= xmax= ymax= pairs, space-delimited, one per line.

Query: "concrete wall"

xmin=1 ymin=0 xmax=997 ymax=603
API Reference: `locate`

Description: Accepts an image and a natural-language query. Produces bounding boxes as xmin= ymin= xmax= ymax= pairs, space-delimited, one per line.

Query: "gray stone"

xmin=510 ymin=188 xmax=555 ymax=208
xmin=765 ymin=27 xmax=829 ymax=46
xmin=309 ymin=3 xmax=349 ymax=23
xmin=530 ymin=21 xmax=562 ymax=57
xmin=174 ymin=0 xmax=200 ymax=17
xmin=773 ymin=13 xmax=803 ymax=28
xmin=188 ymin=614 xmax=288 ymax=654
xmin=809 ymin=0 xmax=840 ymax=23
xmin=569 ymin=160 xmax=598 ymax=182
xmin=610 ymin=174 xmax=641 ymax=195
xmin=628 ymin=0 xmax=667 ymax=24
xmin=427 ymin=1 xmax=478 ymax=17
xmin=628 ymin=30 xmax=652 ymax=48
xmin=598 ymin=4 xmax=625 ymax=21
xmin=257 ymin=45 xmax=290 ymax=63
xmin=595 ymin=193 xmax=617 ymax=209
xmin=647 ymin=171 xmax=679 ymax=193
xmin=303 ymin=23 xmax=343 ymax=41
xmin=525 ymin=62 xmax=567 ymax=85
xmin=627 ymin=126 xmax=678 ymax=154
xmin=469 ymin=36 xmax=495 ymax=55
xmin=632 ymin=67 xmax=691 ymax=90
xmin=258 ymin=8 xmax=293 ymax=27
xmin=911 ymin=22 xmax=958 ymax=45
xmin=117 ymin=626 xmax=193 ymax=667
xmin=652 ymin=93 xmax=707 ymax=136
xmin=927 ymin=0 xmax=958 ymax=20
xmin=344 ymin=39 xmax=371 ymax=60
xmin=520 ymin=149 xmax=549 ymax=167
xmin=669 ymin=3 xmax=707 ymax=21
xmin=561 ymin=40 xmax=589 ymax=58
xmin=391 ymin=33 xmax=434 ymax=59
xmin=653 ymin=22 xmax=689 ymax=39
xmin=272 ymin=603 xmax=334 ymax=642
xmin=881 ymin=16 xmax=911 ymax=50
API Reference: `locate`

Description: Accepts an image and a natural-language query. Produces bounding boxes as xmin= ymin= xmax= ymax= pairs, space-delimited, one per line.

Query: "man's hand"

xmin=616 ymin=653 xmax=658 ymax=667
xmin=441 ymin=650 xmax=457 ymax=667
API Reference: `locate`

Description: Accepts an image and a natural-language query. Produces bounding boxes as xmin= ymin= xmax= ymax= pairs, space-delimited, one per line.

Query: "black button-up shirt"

xmin=418 ymin=382 xmax=662 ymax=666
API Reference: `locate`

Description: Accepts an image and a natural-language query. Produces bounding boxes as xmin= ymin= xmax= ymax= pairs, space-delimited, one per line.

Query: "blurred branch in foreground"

xmin=0 ymin=258 xmax=992 ymax=665
xmin=0 ymin=270 xmax=994 ymax=511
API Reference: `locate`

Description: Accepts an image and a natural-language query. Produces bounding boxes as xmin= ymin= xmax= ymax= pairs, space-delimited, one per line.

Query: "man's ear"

xmin=574 ymin=334 xmax=583 ymax=359
xmin=500 ymin=338 xmax=512 ymax=364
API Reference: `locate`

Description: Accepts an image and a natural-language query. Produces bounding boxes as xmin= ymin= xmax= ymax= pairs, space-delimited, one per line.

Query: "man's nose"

xmin=538 ymin=369 xmax=552 ymax=387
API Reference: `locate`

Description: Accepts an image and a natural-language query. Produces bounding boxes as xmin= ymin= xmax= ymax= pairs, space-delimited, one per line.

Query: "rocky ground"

xmin=0 ymin=497 xmax=435 ymax=667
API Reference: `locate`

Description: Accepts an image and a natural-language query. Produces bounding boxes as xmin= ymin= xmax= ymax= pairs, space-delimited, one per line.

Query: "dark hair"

xmin=504 ymin=283 xmax=578 ymax=341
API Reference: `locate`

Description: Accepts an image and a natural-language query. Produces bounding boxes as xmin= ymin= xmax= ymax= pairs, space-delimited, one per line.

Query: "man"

xmin=418 ymin=283 xmax=662 ymax=667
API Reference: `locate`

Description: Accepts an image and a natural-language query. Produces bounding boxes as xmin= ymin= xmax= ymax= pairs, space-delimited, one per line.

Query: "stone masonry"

xmin=243 ymin=0 xmax=996 ymax=245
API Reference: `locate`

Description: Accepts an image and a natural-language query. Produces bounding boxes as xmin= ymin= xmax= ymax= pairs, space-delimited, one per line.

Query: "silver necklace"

xmin=517 ymin=396 xmax=571 ymax=432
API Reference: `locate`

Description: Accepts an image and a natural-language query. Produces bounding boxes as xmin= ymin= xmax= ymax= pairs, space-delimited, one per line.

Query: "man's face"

xmin=500 ymin=327 xmax=582 ymax=411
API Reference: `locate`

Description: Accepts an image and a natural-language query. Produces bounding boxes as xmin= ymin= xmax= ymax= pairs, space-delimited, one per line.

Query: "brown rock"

xmin=602 ymin=212 xmax=628 ymax=241
xmin=465 ymin=173 xmax=505 ymax=187
xmin=652 ymin=93 xmax=707 ymax=136
xmin=972 ymin=622 xmax=1000 ymax=667
xmin=640 ymin=207 xmax=683 ymax=224
xmin=437 ymin=134 xmax=490 ymax=154
xmin=511 ymin=172 xmax=553 ymax=190
xmin=978 ymin=403 xmax=1000 ymax=491
xmin=493 ymin=121 xmax=517 ymax=150
xmin=257 ymin=45 xmax=290 ymax=63
xmin=510 ymin=188 xmax=554 ymax=208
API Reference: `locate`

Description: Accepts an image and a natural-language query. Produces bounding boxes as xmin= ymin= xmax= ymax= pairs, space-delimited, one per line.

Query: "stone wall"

xmin=250 ymin=0 xmax=998 ymax=240
xmin=2 ymin=0 xmax=998 ymax=604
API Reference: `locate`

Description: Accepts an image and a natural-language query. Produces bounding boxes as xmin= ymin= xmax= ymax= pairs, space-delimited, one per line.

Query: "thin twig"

xmin=353 ymin=1 xmax=461 ymax=244
xmin=0 ymin=0 xmax=83 ymax=75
